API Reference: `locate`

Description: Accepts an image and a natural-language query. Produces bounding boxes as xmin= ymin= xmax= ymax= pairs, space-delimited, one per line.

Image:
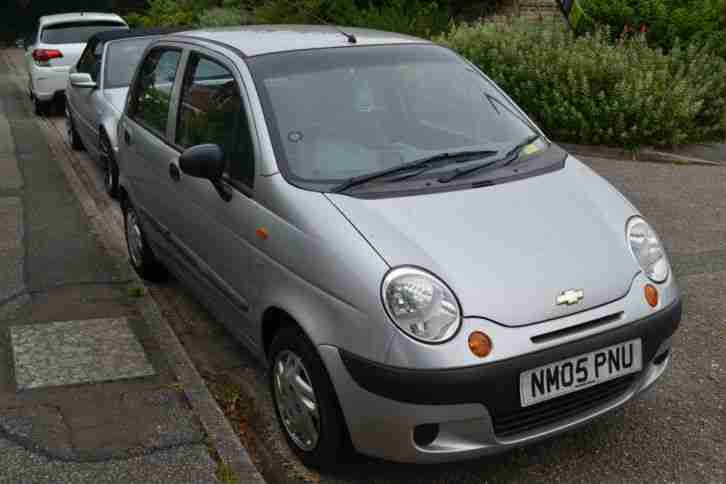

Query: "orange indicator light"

xmin=468 ymin=331 xmax=492 ymax=358
xmin=256 ymin=227 xmax=269 ymax=240
xmin=644 ymin=284 xmax=658 ymax=308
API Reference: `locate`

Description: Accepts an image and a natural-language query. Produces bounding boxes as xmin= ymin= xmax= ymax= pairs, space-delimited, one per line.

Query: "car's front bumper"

xmin=320 ymin=298 xmax=681 ymax=463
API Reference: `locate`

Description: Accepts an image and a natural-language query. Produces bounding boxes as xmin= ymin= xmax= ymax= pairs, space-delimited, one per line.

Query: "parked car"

xmin=66 ymin=28 xmax=179 ymax=197
xmin=24 ymin=12 xmax=127 ymax=116
xmin=117 ymin=26 xmax=682 ymax=468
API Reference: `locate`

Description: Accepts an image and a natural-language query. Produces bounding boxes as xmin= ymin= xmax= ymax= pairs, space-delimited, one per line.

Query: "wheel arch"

xmin=261 ymin=306 xmax=305 ymax=359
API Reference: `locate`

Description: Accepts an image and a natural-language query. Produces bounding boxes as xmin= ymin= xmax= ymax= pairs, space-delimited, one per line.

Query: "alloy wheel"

xmin=101 ymin=137 xmax=114 ymax=192
xmin=273 ymin=350 xmax=320 ymax=451
xmin=126 ymin=208 xmax=144 ymax=269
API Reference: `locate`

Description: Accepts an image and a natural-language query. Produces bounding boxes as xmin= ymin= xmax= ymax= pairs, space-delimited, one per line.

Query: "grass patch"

xmin=215 ymin=462 xmax=239 ymax=484
xmin=127 ymin=286 xmax=146 ymax=298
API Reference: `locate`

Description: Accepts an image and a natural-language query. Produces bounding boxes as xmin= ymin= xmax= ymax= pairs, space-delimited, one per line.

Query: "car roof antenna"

xmin=286 ymin=0 xmax=357 ymax=44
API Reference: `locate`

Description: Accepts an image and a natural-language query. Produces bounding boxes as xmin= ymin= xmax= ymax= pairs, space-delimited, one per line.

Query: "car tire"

xmin=269 ymin=325 xmax=350 ymax=469
xmin=34 ymin=98 xmax=50 ymax=116
xmin=100 ymin=133 xmax=118 ymax=198
xmin=67 ymin=114 xmax=85 ymax=151
xmin=122 ymin=198 xmax=167 ymax=282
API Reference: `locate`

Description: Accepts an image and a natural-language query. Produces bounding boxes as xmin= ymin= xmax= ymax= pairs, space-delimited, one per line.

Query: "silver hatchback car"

xmin=117 ymin=26 xmax=681 ymax=468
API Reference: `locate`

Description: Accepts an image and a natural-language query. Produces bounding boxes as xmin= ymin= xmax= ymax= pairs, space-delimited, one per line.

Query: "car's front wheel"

xmin=269 ymin=326 xmax=349 ymax=469
xmin=34 ymin=98 xmax=50 ymax=116
xmin=123 ymin=198 xmax=166 ymax=282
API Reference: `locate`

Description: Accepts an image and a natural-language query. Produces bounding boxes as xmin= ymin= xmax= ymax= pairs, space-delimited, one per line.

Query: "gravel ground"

xmin=22 ymin=51 xmax=725 ymax=483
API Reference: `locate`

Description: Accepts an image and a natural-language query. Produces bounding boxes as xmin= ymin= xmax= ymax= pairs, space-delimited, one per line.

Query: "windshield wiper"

xmin=438 ymin=134 xmax=542 ymax=183
xmin=331 ymin=150 xmax=498 ymax=193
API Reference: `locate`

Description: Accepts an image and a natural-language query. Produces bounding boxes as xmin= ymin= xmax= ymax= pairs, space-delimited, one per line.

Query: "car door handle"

xmin=169 ymin=162 xmax=180 ymax=182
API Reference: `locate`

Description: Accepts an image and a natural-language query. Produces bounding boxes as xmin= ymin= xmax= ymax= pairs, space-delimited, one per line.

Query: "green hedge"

xmin=126 ymin=0 xmax=247 ymax=27
xmin=439 ymin=20 xmax=726 ymax=148
xmin=254 ymin=0 xmax=452 ymax=38
xmin=581 ymin=0 xmax=726 ymax=57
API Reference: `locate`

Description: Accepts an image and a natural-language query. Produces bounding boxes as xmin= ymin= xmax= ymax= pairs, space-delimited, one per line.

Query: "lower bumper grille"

xmin=492 ymin=374 xmax=638 ymax=438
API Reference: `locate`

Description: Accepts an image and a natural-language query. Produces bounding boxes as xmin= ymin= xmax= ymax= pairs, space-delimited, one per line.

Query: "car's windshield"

xmin=41 ymin=21 xmax=127 ymax=44
xmin=247 ymin=44 xmax=539 ymax=188
xmin=105 ymin=37 xmax=156 ymax=89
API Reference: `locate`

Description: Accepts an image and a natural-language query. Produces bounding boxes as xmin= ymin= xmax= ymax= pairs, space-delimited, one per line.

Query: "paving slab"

xmin=10 ymin=318 xmax=156 ymax=390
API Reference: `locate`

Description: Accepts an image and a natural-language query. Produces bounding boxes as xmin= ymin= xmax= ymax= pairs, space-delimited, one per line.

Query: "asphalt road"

xmin=7 ymin=49 xmax=724 ymax=483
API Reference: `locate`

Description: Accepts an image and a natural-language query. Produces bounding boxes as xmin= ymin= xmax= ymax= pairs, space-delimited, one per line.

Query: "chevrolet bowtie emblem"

xmin=556 ymin=289 xmax=584 ymax=306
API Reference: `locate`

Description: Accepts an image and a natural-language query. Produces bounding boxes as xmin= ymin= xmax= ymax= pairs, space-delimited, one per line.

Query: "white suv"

xmin=25 ymin=12 xmax=127 ymax=115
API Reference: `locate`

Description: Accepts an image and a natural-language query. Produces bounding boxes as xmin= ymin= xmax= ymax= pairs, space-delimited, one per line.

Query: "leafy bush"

xmin=439 ymin=20 xmax=726 ymax=147
xmin=254 ymin=0 xmax=451 ymax=38
xmin=581 ymin=0 xmax=726 ymax=57
xmin=126 ymin=0 xmax=247 ymax=27
xmin=125 ymin=0 xmax=198 ymax=27
xmin=198 ymin=7 xmax=253 ymax=27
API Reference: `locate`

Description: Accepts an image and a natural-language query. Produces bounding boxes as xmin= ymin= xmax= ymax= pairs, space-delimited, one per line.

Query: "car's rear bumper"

xmin=320 ymin=298 xmax=681 ymax=463
xmin=30 ymin=65 xmax=70 ymax=101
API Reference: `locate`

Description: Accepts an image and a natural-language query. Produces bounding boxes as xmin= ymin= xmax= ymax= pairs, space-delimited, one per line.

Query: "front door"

xmin=166 ymin=50 xmax=259 ymax=343
xmin=68 ymin=40 xmax=104 ymax=154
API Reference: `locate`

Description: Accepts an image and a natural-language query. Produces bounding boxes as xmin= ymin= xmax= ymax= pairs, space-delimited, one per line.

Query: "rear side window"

xmin=176 ymin=54 xmax=254 ymax=186
xmin=104 ymin=37 xmax=156 ymax=89
xmin=129 ymin=48 xmax=182 ymax=137
xmin=41 ymin=21 xmax=126 ymax=44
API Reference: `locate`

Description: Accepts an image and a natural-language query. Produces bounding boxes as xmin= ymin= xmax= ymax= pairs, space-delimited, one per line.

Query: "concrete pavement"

xmin=0 ymin=54 xmax=220 ymax=482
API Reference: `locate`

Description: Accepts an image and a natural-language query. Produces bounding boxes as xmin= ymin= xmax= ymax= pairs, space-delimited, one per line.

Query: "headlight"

xmin=382 ymin=267 xmax=461 ymax=343
xmin=626 ymin=217 xmax=669 ymax=283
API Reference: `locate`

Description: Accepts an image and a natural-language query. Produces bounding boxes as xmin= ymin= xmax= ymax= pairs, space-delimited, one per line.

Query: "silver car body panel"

xmin=320 ymin=331 xmax=673 ymax=463
xmin=327 ymin=157 xmax=640 ymax=328
xmin=173 ymin=25 xmax=424 ymax=57
xmin=116 ymin=27 xmax=681 ymax=464
xmin=383 ymin=270 xmax=678 ymax=369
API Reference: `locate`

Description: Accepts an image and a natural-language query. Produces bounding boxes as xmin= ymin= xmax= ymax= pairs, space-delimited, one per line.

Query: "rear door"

xmin=121 ymin=46 xmax=185 ymax=254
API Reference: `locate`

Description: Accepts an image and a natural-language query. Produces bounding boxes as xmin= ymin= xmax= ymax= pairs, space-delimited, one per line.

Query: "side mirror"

xmin=179 ymin=144 xmax=225 ymax=180
xmin=179 ymin=144 xmax=232 ymax=201
xmin=70 ymin=72 xmax=97 ymax=89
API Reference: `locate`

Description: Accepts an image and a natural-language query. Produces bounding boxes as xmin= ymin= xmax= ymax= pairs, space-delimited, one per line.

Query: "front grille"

xmin=491 ymin=374 xmax=638 ymax=438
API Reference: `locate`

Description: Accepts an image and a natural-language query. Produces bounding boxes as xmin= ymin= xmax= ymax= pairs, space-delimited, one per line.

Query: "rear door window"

xmin=129 ymin=48 xmax=182 ymax=138
xmin=41 ymin=21 xmax=126 ymax=44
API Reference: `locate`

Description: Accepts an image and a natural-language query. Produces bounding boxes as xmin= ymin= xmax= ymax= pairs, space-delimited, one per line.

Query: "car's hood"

xmin=103 ymin=87 xmax=129 ymax=112
xmin=327 ymin=156 xmax=640 ymax=327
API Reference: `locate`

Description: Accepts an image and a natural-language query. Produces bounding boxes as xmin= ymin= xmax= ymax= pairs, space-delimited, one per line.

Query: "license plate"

xmin=519 ymin=339 xmax=642 ymax=407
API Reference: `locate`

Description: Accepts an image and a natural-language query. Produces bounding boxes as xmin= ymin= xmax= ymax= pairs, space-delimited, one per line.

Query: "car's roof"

xmin=39 ymin=12 xmax=126 ymax=27
xmin=88 ymin=27 xmax=181 ymax=51
xmin=170 ymin=25 xmax=429 ymax=57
